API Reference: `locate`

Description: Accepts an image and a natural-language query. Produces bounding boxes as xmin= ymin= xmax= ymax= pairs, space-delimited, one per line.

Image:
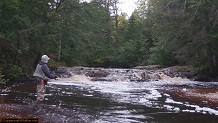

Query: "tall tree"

xmin=142 ymin=0 xmax=218 ymax=73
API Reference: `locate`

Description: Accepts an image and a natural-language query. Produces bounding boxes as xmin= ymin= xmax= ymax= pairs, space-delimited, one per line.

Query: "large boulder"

xmin=85 ymin=69 xmax=110 ymax=77
xmin=134 ymin=65 xmax=197 ymax=81
xmin=133 ymin=72 xmax=161 ymax=81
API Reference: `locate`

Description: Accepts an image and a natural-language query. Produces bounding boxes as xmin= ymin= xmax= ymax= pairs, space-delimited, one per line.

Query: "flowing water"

xmin=1 ymin=68 xmax=218 ymax=123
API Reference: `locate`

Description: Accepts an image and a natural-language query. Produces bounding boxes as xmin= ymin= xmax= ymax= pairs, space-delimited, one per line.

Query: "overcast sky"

xmin=83 ymin=0 xmax=138 ymax=17
xmin=118 ymin=0 xmax=137 ymax=16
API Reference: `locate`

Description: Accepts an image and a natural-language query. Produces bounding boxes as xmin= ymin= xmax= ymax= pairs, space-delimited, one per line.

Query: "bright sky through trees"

xmin=118 ymin=0 xmax=137 ymax=16
xmin=83 ymin=0 xmax=137 ymax=17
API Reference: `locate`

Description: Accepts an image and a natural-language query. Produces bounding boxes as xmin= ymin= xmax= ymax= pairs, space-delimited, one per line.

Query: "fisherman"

xmin=33 ymin=55 xmax=57 ymax=102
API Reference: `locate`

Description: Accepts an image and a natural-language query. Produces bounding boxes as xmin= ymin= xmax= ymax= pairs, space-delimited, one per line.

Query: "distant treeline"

xmin=0 ymin=0 xmax=218 ymax=82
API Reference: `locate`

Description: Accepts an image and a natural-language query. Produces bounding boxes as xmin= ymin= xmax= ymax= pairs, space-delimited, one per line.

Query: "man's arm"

xmin=41 ymin=64 xmax=57 ymax=79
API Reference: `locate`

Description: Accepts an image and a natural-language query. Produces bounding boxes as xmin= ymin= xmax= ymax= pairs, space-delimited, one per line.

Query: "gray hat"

xmin=41 ymin=55 xmax=50 ymax=63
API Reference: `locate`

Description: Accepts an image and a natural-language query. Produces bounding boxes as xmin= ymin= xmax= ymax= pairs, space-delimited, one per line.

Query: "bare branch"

xmin=55 ymin=0 xmax=65 ymax=12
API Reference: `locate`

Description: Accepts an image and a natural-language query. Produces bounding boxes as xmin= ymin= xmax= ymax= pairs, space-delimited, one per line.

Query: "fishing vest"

xmin=33 ymin=64 xmax=49 ymax=81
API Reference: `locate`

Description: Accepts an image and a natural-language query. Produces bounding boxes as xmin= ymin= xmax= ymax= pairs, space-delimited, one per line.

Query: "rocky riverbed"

xmin=1 ymin=66 xmax=218 ymax=122
xmin=52 ymin=66 xmax=218 ymax=108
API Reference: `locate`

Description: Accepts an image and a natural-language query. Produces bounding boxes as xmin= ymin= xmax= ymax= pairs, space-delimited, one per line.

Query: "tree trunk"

xmin=57 ymin=16 xmax=64 ymax=61
xmin=214 ymin=54 xmax=218 ymax=73
xmin=115 ymin=0 xmax=118 ymax=28
xmin=57 ymin=33 xmax=62 ymax=61
xmin=206 ymin=44 xmax=215 ymax=75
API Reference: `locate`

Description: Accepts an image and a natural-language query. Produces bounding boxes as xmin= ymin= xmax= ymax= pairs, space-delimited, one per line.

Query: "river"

xmin=1 ymin=68 xmax=218 ymax=123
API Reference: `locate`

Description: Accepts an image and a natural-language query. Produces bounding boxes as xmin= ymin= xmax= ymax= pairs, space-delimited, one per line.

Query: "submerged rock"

xmin=168 ymin=88 xmax=218 ymax=107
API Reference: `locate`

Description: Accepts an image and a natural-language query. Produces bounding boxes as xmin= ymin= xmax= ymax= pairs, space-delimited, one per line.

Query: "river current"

xmin=1 ymin=68 xmax=218 ymax=123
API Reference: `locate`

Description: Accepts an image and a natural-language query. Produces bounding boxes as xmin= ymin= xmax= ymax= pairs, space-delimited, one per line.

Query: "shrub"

xmin=0 ymin=70 xmax=8 ymax=84
xmin=4 ymin=64 xmax=24 ymax=80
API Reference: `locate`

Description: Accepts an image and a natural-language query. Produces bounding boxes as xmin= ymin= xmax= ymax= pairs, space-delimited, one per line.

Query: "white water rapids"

xmin=1 ymin=67 xmax=218 ymax=122
xmin=48 ymin=79 xmax=218 ymax=117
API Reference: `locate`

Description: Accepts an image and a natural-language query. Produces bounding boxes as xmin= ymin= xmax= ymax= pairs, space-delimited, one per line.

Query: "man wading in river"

xmin=33 ymin=55 xmax=57 ymax=102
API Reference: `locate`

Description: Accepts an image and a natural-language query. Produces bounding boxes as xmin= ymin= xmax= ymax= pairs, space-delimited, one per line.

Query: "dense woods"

xmin=0 ymin=0 xmax=218 ymax=82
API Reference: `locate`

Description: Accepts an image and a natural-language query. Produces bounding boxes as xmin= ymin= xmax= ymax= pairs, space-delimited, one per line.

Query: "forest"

xmin=0 ymin=0 xmax=218 ymax=83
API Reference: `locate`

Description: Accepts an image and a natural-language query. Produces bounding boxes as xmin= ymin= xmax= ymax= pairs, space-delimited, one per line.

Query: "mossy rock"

xmin=134 ymin=65 xmax=166 ymax=70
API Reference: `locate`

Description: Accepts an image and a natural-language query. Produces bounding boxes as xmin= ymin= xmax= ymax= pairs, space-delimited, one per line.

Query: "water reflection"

xmin=1 ymin=80 xmax=218 ymax=122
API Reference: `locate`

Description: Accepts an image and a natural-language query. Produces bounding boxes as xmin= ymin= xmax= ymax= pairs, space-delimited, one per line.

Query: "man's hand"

xmin=54 ymin=76 xmax=58 ymax=80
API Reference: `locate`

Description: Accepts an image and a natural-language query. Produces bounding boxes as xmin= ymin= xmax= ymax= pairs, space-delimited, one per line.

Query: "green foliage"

xmin=0 ymin=70 xmax=8 ymax=84
xmin=48 ymin=59 xmax=65 ymax=70
xmin=140 ymin=0 xmax=218 ymax=73
xmin=4 ymin=64 xmax=23 ymax=80
xmin=149 ymin=47 xmax=171 ymax=66
xmin=1 ymin=0 xmax=218 ymax=78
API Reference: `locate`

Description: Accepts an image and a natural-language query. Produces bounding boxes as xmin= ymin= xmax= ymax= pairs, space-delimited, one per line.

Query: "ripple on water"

xmin=1 ymin=79 xmax=218 ymax=122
